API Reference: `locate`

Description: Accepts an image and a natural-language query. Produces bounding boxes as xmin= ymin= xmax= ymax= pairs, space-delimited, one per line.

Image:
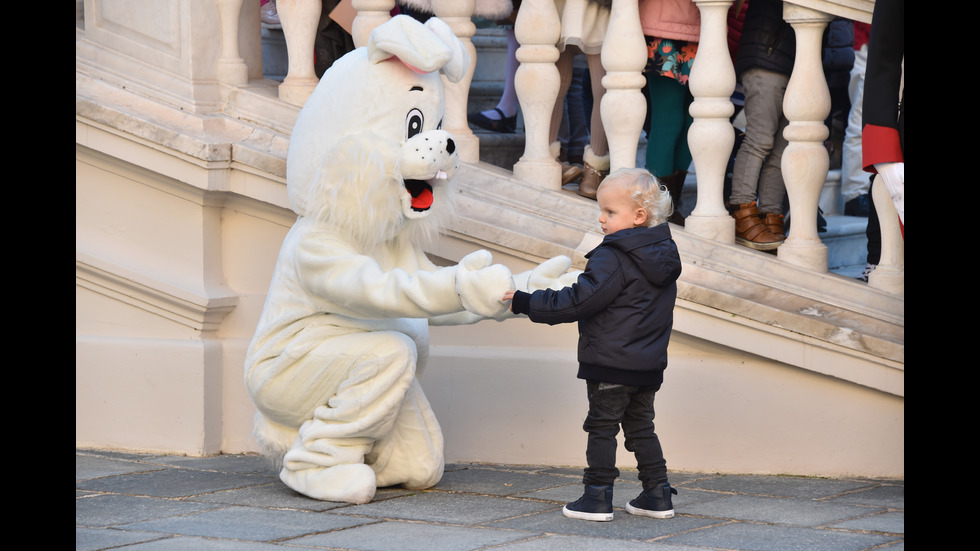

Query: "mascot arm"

xmin=297 ymin=239 xmax=513 ymax=320
xmin=296 ymin=238 xmax=464 ymax=319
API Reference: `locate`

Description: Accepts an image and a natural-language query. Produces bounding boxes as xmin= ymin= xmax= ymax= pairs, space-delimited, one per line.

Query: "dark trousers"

xmin=582 ymin=381 xmax=667 ymax=491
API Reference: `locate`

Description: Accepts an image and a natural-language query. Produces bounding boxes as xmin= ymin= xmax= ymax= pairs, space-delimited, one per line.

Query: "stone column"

xmin=351 ymin=0 xmax=395 ymax=48
xmin=777 ymin=4 xmax=831 ymax=271
xmin=278 ymin=0 xmax=322 ymax=106
xmin=600 ymin=0 xmax=647 ymax=172
xmin=867 ymin=182 xmax=904 ymax=295
xmin=432 ymin=0 xmax=480 ymax=163
xmin=686 ymin=0 xmax=736 ymax=242
xmin=216 ymin=0 xmax=248 ymax=86
xmin=512 ymin=0 xmax=562 ymax=189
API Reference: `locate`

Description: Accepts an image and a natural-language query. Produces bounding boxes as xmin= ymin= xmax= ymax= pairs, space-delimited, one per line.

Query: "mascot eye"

xmin=406 ymin=109 xmax=424 ymax=139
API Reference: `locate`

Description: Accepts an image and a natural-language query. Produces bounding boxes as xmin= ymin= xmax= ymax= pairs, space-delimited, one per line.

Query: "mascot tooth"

xmin=245 ymin=15 xmax=579 ymax=505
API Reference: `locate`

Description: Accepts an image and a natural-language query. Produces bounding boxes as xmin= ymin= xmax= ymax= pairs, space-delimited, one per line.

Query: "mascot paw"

xmin=456 ymin=250 xmax=515 ymax=318
xmin=515 ymin=255 xmax=580 ymax=292
xmin=280 ymin=463 xmax=377 ymax=504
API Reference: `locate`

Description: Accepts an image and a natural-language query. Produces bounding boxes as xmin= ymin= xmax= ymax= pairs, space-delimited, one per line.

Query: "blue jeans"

xmin=583 ymin=381 xmax=667 ymax=491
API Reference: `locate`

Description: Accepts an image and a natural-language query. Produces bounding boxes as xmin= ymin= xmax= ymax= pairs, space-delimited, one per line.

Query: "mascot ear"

xmin=367 ymin=15 xmax=470 ymax=83
xmin=368 ymin=14 xmax=451 ymax=71
xmin=424 ymin=17 xmax=470 ymax=84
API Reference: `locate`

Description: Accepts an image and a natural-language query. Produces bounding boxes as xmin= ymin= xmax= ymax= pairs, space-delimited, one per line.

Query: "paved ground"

xmin=77 ymin=448 xmax=903 ymax=550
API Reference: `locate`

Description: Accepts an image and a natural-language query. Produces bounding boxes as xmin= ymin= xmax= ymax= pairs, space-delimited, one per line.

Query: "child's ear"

xmin=634 ymin=207 xmax=648 ymax=226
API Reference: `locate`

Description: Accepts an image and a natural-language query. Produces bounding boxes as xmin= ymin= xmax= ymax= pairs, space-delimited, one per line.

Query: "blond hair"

xmin=598 ymin=168 xmax=673 ymax=226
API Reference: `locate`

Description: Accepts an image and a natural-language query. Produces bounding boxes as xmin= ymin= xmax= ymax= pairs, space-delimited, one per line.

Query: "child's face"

xmin=597 ymin=183 xmax=646 ymax=235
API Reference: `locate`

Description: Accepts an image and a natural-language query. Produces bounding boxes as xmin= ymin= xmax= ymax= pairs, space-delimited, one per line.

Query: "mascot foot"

xmin=280 ymin=463 xmax=377 ymax=504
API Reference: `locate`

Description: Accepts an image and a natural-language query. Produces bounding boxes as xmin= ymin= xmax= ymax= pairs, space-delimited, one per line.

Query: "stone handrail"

xmin=215 ymin=0 xmax=901 ymax=295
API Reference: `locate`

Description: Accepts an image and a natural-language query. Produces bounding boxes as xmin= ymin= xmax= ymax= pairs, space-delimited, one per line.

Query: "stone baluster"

xmin=431 ymin=0 xmax=480 ymax=163
xmin=277 ymin=0 xmax=322 ymax=106
xmin=600 ymin=0 xmax=647 ymax=173
xmin=216 ymin=0 xmax=249 ymax=86
xmin=778 ymin=4 xmax=832 ymax=271
xmin=867 ymin=183 xmax=904 ymax=295
xmin=351 ymin=0 xmax=395 ymax=48
xmin=686 ymin=0 xmax=735 ymax=242
xmin=512 ymin=0 xmax=562 ymax=188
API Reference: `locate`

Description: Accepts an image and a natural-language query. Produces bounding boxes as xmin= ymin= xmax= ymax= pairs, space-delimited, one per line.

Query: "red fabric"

xmin=727 ymin=0 xmax=748 ymax=62
xmin=862 ymin=124 xmax=903 ymax=173
xmin=853 ymin=22 xmax=871 ymax=50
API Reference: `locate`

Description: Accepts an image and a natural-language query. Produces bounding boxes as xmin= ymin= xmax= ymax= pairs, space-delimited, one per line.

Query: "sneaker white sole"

xmin=625 ymin=502 xmax=674 ymax=518
xmin=562 ymin=505 xmax=613 ymax=521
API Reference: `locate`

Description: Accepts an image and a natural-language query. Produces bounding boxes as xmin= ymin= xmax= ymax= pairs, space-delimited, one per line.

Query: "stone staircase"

xmin=465 ymin=27 xmax=869 ymax=276
xmin=260 ymin=25 xmax=869 ymax=275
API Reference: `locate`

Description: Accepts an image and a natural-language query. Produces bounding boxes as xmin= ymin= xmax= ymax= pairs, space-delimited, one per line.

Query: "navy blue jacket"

xmin=511 ymin=224 xmax=682 ymax=387
xmin=735 ymin=0 xmax=854 ymax=78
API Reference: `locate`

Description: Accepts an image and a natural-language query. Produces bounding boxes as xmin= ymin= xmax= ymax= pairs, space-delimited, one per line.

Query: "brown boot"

xmin=762 ymin=212 xmax=785 ymax=240
xmin=732 ymin=202 xmax=784 ymax=251
xmin=659 ymin=171 xmax=687 ymax=226
xmin=561 ymin=162 xmax=584 ymax=186
xmin=578 ymin=146 xmax=609 ymax=200
xmin=552 ymin=141 xmax=584 ymax=186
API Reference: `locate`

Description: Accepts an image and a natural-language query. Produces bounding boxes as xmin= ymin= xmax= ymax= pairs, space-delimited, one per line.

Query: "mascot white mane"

xmin=245 ymin=15 xmax=576 ymax=505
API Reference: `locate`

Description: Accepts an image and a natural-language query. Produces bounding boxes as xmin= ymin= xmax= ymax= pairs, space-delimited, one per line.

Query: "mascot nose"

xmin=446 ymin=138 xmax=455 ymax=155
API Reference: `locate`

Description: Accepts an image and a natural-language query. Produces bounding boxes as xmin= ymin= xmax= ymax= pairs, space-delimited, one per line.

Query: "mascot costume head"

xmin=244 ymin=15 xmax=576 ymax=505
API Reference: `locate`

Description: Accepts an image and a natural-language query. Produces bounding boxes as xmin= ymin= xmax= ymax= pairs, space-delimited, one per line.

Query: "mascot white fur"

xmin=245 ymin=15 xmax=576 ymax=504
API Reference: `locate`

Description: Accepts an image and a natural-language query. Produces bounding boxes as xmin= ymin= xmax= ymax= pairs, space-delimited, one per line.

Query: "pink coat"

xmin=639 ymin=0 xmax=701 ymax=42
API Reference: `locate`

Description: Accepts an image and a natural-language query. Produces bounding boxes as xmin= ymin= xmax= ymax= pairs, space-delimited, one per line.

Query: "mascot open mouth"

xmin=404 ymin=179 xmax=434 ymax=212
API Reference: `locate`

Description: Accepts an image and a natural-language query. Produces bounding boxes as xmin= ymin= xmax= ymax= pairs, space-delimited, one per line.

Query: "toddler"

xmin=504 ymin=168 xmax=682 ymax=521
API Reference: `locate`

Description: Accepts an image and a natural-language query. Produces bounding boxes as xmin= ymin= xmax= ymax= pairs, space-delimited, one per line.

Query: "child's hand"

xmin=502 ymin=291 xmax=515 ymax=301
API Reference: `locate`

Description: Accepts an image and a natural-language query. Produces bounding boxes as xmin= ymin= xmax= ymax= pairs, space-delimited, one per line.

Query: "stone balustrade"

xmin=214 ymin=0 xmax=900 ymax=295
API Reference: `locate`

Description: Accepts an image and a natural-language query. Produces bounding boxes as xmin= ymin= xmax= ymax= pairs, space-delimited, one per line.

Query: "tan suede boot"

xmin=578 ymin=146 xmax=609 ymax=200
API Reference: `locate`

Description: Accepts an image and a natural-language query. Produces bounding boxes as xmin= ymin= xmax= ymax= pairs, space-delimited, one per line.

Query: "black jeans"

xmin=582 ymin=381 xmax=667 ymax=491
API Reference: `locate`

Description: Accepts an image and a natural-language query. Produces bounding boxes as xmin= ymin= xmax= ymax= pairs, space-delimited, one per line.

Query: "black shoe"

xmin=467 ymin=107 xmax=517 ymax=134
xmin=562 ymin=484 xmax=613 ymax=521
xmin=625 ymin=481 xmax=677 ymax=519
xmin=844 ymin=194 xmax=870 ymax=217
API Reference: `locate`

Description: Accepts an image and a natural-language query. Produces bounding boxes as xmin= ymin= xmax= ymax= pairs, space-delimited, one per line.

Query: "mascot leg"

xmin=278 ymin=331 xmax=420 ymax=503
xmin=368 ymin=377 xmax=444 ymax=489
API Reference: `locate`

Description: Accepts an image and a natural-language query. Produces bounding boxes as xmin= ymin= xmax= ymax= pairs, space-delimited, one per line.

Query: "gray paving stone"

xmin=76 ymin=494 xmax=224 ymax=527
xmin=75 ymin=527 xmax=169 ymax=551
xmin=830 ymin=510 xmax=905 ymax=534
xmin=119 ymin=536 xmax=296 ymax=550
xmin=488 ymin=508 xmax=721 ymax=540
xmin=76 ymin=454 xmax=166 ymax=480
xmin=492 ymin=534 xmax=707 ymax=551
xmin=827 ymin=483 xmax=905 ymax=508
xmin=681 ymin=494 xmax=882 ymax=526
xmin=659 ymin=521 xmax=903 ymax=551
xmin=75 ymin=467 xmax=278 ymax=498
xmin=187 ymin=479 xmax=353 ymax=511
xmin=682 ymin=474 xmax=877 ymax=499
xmin=340 ymin=491 xmax=556 ymax=524
xmin=286 ymin=519 xmax=539 ymax=550
xmin=75 ymin=450 xmax=903 ymax=550
xmin=435 ymin=466 xmax=582 ymax=496
xmin=120 ymin=505 xmax=376 ymax=542
xmin=149 ymin=453 xmax=277 ymax=474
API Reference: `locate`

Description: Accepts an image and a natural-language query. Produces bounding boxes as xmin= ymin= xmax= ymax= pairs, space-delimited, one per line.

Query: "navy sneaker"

xmin=562 ymin=484 xmax=614 ymax=521
xmin=625 ymin=481 xmax=677 ymax=519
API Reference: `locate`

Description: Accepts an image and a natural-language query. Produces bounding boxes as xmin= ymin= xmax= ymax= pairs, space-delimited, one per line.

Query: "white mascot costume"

xmin=245 ymin=15 xmax=577 ymax=504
